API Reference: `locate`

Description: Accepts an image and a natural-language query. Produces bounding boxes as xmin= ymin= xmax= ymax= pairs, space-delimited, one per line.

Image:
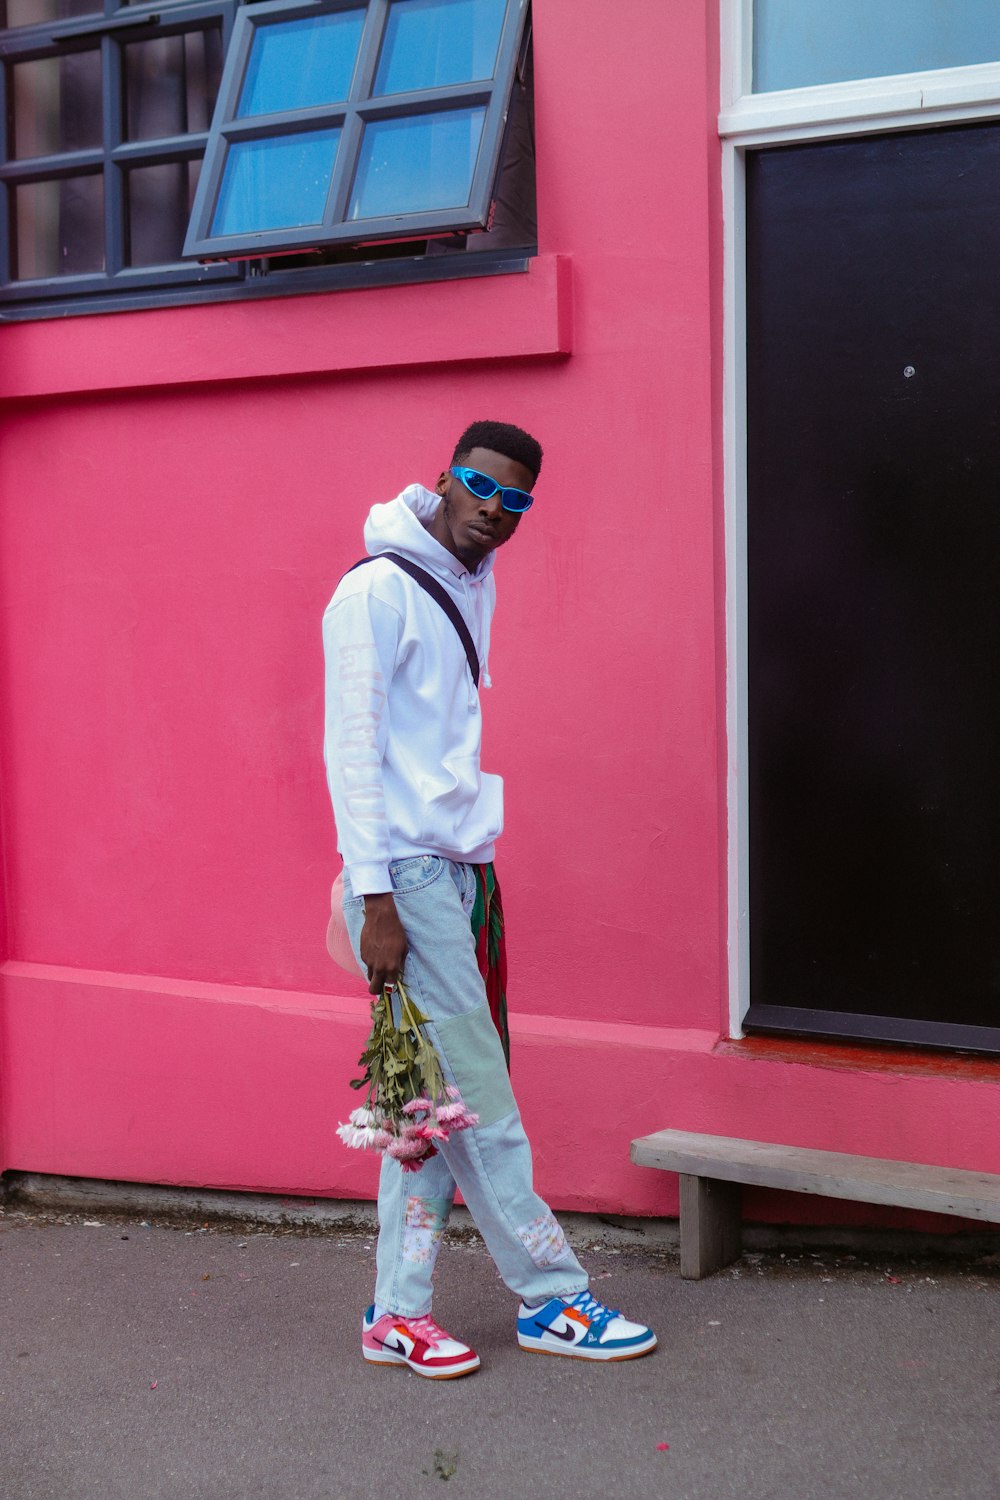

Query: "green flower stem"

xmin=347 ymin=977 xmax=450 ymax=1131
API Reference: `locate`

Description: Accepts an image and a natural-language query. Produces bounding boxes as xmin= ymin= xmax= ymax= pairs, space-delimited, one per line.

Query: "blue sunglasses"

xmin=450 ymin=465 xmax=534 ymax=514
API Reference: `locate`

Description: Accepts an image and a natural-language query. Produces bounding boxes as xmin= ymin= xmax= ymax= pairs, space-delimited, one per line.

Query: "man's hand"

xmin=359 ymin=892 xmax=408 ymax=995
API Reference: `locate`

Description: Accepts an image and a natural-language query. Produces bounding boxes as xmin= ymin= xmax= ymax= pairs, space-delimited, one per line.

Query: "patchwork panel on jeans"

xmin=516 ymin=1210 xmax=571 ymax=1268
xmin=434 ymin=1004 xmax=516 ymax=1128
xmin=401 ymin=1195 xmax=451 ymax=1265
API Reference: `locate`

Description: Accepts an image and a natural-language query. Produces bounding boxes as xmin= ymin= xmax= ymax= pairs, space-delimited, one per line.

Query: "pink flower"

xmin=402 ymin=1098 xmax=433 ymax=1116
xmin=413 ymin=1124 xmax=449 ymax=1142
xmin=399 ymin=1147 xmax=437 ymax=1172
xmin=435 ymin=1102 xmax=479 ymax=1129
xmin=387 ymin=1135 xmax=430 ymax=1161
xmin=434 ymin=1102 xmax=464 ymax=1123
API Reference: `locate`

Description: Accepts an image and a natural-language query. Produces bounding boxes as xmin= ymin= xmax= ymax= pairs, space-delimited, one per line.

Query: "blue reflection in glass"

xmin=238 ymin=9 xmax=364 ymax=117
xmin=754 ymin=0 xmax=1000 ymax=92
xmin=374 ymin=0 xmax=506 ymax=95
xmin=348 ymin=106 xmax=485 ymax=219
xmin=212 ymin=128 xmax=341 ymax=234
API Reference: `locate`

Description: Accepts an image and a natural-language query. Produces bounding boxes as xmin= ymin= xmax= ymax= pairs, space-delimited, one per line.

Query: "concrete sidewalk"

xmin=1 ymin=1202 xmax=998 ymax=1500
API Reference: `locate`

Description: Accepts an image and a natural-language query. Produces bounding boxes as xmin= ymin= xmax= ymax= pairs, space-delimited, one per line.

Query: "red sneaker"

xmin=361 ymin=1306 xmax=481 ymax=1379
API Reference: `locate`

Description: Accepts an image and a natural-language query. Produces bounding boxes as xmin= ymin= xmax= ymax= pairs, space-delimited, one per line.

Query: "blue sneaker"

xmin=517 ymin=1290 xmax=657 ymax=1361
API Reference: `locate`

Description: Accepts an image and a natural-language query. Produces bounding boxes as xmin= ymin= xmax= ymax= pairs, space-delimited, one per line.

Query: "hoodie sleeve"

xmin=322 ymin=586 xmax=403 ymax=895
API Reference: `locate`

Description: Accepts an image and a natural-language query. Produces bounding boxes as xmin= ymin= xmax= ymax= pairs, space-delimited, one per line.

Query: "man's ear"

xmin=435 ymin=470 xmax=450 ymax=497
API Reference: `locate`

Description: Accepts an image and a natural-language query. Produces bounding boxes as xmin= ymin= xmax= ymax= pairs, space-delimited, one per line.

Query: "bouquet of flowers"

xmin=337 ymin=976 xmax=478 ymax=1172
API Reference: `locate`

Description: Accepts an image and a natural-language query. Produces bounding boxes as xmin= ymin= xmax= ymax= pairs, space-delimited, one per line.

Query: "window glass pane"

xmin=127 ymin=159 xmax=201 ymax=264
xmin=349 ymin=106 xmax=485 ymax=219
xmin=125 ymin=28 xmax=224 ymax=141
xmin=754 ymin=0 xmax=1000 ymax=92
xmin=237 ymin=9 xmax=364 ymax=117
xmin=211 ymin=127 xmax=341 ymax=234
xmin=15 ymin=173 xmax=104 ymax=277
xmin=373 ymin=0 xmax=506 ymax=95
xmin=12 ymin=49 xmax=103 ymax=158
xmin=2 ymin=0 xmax=96 ymax=26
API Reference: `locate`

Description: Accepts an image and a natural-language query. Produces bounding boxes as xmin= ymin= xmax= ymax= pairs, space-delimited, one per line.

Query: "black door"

xmin=745 ymin=120 xmax=1000 ymax=1053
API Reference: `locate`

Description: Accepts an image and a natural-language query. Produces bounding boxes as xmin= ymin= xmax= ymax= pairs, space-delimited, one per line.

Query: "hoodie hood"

xmin=363 ymin=483 xmax=496 ymax=686
xmin=364 ymin=483 xmax=497 ymax=585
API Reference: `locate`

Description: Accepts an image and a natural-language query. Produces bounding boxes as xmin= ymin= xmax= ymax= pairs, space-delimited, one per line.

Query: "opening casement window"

xmin=0 ymin=0 xmax=534 ymax=317
xmin=723 ymin=0 xmax=1000 ymax=1056
xmin=185 ymin=0 xmax=531 ymax=260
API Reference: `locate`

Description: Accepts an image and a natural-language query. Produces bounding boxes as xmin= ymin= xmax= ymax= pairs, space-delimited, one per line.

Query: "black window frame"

xmin=0 ymin=0 xmax=535 ymax=319
xmin=0 ymin=0 xmax=242 ymax=305
xmin=185 ymin=0 xmax=529 ymax=262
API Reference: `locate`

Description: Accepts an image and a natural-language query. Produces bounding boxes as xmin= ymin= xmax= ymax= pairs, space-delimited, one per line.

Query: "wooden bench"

xmin=630 ymin=1129 xmax=1000 ymax=1279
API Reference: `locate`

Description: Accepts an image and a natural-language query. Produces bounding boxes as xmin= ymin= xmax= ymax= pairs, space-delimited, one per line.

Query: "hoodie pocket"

xmin=415 ymin=757 xmax=502 ymax=847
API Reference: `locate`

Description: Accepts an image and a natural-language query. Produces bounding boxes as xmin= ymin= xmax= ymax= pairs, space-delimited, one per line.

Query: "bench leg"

xmin=679 ymin=1174 xmax=742 ymax=1279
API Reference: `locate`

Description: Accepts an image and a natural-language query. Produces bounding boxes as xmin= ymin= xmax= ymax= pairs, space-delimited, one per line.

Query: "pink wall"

xmin=2 ymin=0 xmax=999 ymax=1218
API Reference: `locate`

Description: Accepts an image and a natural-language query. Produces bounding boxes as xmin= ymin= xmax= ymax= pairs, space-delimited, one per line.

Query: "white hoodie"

xmin=323 ymin=484 xmax=502 ymax=895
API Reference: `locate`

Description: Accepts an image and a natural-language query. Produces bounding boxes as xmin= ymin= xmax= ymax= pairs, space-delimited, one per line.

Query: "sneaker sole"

xmin=517 ymin=1333 xmax=657 ymax=1362
xmin=362 ymin=1347 xmax=481 ymax=1379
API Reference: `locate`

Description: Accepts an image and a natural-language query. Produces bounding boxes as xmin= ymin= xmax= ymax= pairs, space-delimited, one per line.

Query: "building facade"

xmin=1 ymin=0 xmax=998 ymax=1233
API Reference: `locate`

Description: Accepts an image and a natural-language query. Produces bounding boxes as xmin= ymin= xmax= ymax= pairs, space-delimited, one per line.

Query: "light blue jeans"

xmin=343 ymin=856 xmax=588 ymax=1318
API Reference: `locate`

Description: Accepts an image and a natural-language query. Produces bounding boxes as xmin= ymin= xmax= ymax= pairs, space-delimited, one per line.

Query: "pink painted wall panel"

xmin=0 ymin=345 xmax=720 ymax=1033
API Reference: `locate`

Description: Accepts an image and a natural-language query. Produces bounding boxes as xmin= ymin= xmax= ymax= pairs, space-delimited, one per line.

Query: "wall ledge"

xmin=715 ymin=1033 xmax=1000 ymax=1085
xmin=3 ymin=961 xmax=1000 ymax=1212
xmin=0 ymin=254 xmax=572 ymax=402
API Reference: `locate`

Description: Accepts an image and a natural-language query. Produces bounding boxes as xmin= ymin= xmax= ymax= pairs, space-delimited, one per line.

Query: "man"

xmin=323 ymin=420 xmax=656 ymax=1378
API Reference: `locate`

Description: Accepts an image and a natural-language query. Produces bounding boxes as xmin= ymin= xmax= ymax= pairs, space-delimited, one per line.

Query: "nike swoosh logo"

xmin=377 ymin=1334 xmax=409 ymax=1355
xmin=534 ymin=1320 xmax=576 ymax=1341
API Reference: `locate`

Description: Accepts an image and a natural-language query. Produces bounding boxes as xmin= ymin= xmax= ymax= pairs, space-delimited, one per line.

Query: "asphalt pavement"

xmin=2 ymin=1202 xmax=998 ymax=1500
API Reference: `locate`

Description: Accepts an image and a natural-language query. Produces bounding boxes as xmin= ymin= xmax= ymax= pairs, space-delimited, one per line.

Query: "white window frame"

xmin=720 ymin=0 xmax=1000 ymax=1039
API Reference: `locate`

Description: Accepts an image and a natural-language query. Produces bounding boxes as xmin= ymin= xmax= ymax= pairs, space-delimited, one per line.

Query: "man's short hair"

xmin=452 ymin=420 xmax=543 ymax=485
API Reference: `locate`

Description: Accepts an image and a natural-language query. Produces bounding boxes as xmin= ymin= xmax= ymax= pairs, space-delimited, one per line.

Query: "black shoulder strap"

xmin=347 ymin=551 xmax=480 ymax=688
